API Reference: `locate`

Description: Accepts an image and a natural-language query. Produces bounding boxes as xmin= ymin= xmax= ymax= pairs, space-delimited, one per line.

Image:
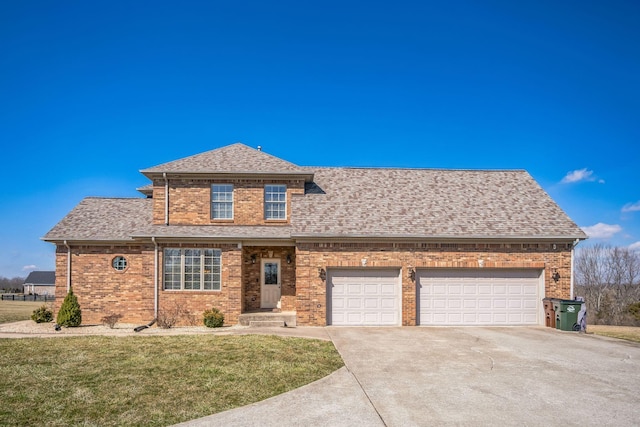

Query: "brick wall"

xmin=152 ymin=178 xmax=305 ymax=225
xmin=295 ymin=242 xmax=573 ymax=326
xmin=54 ymin=245 xmax=155 ymax=325
xmin=54 ymin=240 xmax=574 ymax=328
xmin=242 ymin=246 xmax=296 ymax=312
xmin=54 ymin=243 xmax=243 ymax=327
xmin=158 ymin=243 xmax=242 ymax=325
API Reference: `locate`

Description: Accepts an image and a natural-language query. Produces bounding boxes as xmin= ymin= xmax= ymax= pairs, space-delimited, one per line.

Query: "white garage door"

xmin=418 ymin=269 xmax=541 ymax=326
xmin=328 ymin=269 xmax=401 ymax=326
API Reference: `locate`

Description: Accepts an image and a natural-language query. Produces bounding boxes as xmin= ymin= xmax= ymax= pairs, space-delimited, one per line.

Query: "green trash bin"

xmin=557 ymin=300 xmax=584 ymax=331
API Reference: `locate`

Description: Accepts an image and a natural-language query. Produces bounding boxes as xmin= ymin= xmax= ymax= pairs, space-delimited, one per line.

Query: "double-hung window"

xmin=163 ymin=248 xmax=222 ymax=291
xmin=211 ymin=184 xmax=233 ymax=220
xmin=264 ymin=184 xmax=286 ymax=220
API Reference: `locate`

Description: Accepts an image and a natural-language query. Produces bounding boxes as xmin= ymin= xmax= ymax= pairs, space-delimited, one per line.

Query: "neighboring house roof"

xmin=291 ymin=168 xmax=586 ymax=240
xmin=140 ymin=143 xmax=313 ymax=179
xmin=24 ymin=271 xmax=55 ymax=285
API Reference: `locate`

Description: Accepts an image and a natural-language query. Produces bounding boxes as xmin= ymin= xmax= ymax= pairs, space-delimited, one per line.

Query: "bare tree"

xmin=0 ymin=276 xmax=25 ymax=293
xmin=575 ymin=244 xmax=640 ymax=325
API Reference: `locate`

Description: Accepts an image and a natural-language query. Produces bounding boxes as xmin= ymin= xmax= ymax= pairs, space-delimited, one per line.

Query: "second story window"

xmin=265 ymin=184 xmax=286 ymax=220
xmin=211 ymin=184 xmax=233 ymax=220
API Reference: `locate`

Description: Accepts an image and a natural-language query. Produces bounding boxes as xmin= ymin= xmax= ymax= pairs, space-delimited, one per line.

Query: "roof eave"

xmin=140 ymin=170 xmax=315 ymax=182
xmin=291 ymin=234 xmax=588 ymax=242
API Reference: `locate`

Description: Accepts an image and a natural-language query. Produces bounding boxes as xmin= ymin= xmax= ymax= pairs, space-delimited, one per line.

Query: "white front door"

xmin=261 ymin=259 xmax=281 ymax=309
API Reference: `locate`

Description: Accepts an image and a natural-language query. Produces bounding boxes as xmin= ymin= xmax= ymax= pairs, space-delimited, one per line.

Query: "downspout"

xmin=152 ymin=236 xmax=158 ymax=319
xmin=63 ymin=240 xmax=71 ymax=292
xmin=570 ymin=238 xmax=580 ymax=299
xmin=163 ymin=172 xmax=169 ymax=225
xmin=134 ymin=237 xmax=160 ymax=333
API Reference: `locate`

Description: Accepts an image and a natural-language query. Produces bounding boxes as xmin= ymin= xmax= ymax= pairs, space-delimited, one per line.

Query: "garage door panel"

xmin=433 ymin=285 xmax=447 ymax=295
xmin=380 ymin=284 xmax=396 ymax=295
xmin=418 ymin=269 xmax=541 ymax=326
xmin=494 ymin=299 xmax=507 ymax=309
xmin=329 ymin=269 xmax=401 ymax=326
xmin=493 ymin=285 xmax=507 ymax=295
xmin=463 ymin=299 xmax=477 ymax=309
xmin=478 ymin=299 xmax=492 ymax=309
xmin=363 ymin=284 xmax=378 ymax=294
xmin=478 ymin=285 xmax=491 ymax=294
xmin=346 ymin=298 xmax=362 ymax=309
xmin=347 ymin=284 xmax=362 ymax=294
xmin=363 ymin=298 xmax=379 ymax=309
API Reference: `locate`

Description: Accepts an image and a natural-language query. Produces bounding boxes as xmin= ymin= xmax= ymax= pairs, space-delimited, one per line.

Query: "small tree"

xmin=56 ymin=288 xmax=82 ymax=327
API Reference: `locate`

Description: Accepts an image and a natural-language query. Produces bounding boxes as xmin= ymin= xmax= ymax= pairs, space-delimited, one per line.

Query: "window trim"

xmin=111 ymin=255 xmax=128 ymax=272
xmin=211 ymin=184 xmax=234 ymax=220
xmin=163 ymin=248 xmax=222 ymax=291
xmin=264 ymin=184 xmax=287 ymax=220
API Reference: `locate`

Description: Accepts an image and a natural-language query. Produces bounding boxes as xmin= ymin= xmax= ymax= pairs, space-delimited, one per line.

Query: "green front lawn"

xmin=0 ymin=335 xmax=344 ymax=426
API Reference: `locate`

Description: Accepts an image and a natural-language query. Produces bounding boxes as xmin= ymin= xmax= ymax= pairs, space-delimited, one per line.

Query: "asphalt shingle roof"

xmin=140 ymin=143 xmax=311 ymax=176
xmin=44 ymin=146 xmax=586 ymax=242
xmin=24 ymin=271 xmax=55 ymax=285
xmin=43 ymin=198 xmax=292 ymax=241
xmin=291 ymin=167 xmax=586 ymax=239
xmin=43 ymin=198 xmax=153 ymax=241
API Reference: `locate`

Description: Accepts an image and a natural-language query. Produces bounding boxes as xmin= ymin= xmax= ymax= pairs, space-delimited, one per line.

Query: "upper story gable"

xmin=139 ymin=143 xmax=314 ymax=226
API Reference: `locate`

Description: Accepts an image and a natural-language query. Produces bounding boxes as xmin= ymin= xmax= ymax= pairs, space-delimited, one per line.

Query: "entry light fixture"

xmin=251 ymin=254 xmax=256 ymax=264
xmin=286 ymin=254 xmax=292 ymax=264
xmin=408 ymin=268 xmax=416 ymax=282
xmin=318 ymin=268 xmax=326 ymax=281
xmin=551 ymin=268 xmax=560 ymax=283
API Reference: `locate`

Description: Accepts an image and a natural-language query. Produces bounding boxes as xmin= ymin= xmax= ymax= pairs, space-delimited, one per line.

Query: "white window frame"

xmin=211 ymin=184 xmax=234 ymax=220
xmin=264 ymin=184 xmax=287 ymax=220
xmin=163 ymin=248 xmax=222 ymax=291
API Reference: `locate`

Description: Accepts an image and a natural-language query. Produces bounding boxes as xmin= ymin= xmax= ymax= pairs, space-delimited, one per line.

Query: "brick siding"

xmin=54 ymin=241 xmax=572 ymax=327
xmin=295 ymin=242 xmax=573 ymax=326
xmin=151 ymin=178 xmax=305 ymax=225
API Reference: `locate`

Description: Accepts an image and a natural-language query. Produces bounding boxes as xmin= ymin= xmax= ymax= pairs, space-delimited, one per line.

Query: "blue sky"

xmin=1 ymin=1 xmax=639 ymax=278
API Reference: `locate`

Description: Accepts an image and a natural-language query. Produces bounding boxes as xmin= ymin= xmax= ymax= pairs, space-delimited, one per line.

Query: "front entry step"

xmin=239 ymin=311 xmax=297 ymax=327
xmin=249 ymin=320 xmax=286 ymax=327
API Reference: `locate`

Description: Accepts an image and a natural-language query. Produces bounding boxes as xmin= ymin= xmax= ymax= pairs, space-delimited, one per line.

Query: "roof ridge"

xmin=304 ymin=166 xmax=528 ymax=172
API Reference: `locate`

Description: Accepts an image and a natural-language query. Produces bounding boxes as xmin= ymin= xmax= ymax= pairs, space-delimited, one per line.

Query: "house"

xmin=43 ymin=143 xmax=587 ymax=327
xmin=23 ymin=271 xmax=56 ymax=296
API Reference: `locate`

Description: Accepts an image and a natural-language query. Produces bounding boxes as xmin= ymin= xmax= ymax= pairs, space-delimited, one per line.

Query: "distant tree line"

xmin=0 ymin=276 xmax=25 ymax=293
xmin=574 ymin=244 xmax=640 ymax=325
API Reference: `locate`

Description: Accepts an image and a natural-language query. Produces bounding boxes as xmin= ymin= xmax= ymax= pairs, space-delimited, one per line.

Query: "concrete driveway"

xmin=179 ymin=327 xmax=640 ymax=426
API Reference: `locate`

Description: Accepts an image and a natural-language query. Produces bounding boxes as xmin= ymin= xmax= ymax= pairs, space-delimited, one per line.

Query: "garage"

xmin=328 ymin=268 xmax=401 ymax=326
xmin=417 ymin=269 xmax=542 ymax=325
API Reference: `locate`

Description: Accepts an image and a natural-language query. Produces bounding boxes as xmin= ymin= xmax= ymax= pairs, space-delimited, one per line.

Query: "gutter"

xmin=63 ymin=240 xmax=71 ymax=292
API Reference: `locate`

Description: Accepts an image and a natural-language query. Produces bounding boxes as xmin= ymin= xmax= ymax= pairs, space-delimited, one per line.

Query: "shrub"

xmin=31 ymin=305 xmax=53 ymax=323
xmin=101 ymin=313 xmax=123 ymax=329
xmin=203 ymin=308 xmax=224 ymax=328
xmin=56 ymin=288 xmax=82 ymax=327
xmin=627 ymin=302 xmax=640 ymax=322
xmin=157 ymin=302 xmax=184 ymax=329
